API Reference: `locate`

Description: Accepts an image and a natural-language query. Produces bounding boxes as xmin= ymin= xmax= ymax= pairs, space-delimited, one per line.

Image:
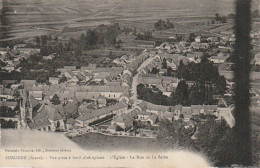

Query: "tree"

xmin=157 ymin=119 xmax=193 ymax=150
xmin=189 ymin=87 xmax=201 ymax=105
xmin=151 ymin=67 xmax=159 ymax=74
xmin=133 ymin=27 xmax=137 ymax=35
xmin=35 ymin=36 xmax=40 ymax=47
xmin=177 ymin=60 xmax=190 ymax=80
xmin=166 ymin=67 xmax=173 ymax=76
xmin=170 ymin=80 xmax=189 ymax=105
xmin=162 ymin=58 xmax=167 ymax=69
xmin=40 ymin=35 xmax=47 ymax=47
xmin=0 ymin=106 xmax=16 ymax=117
xmin=60 ymin=75 xmax=67 ymax=83
xmin=154 ymin=19 xmax=174 ymax=30
xmin=137 ymin=84 xmax=146 ymax=99
xmin=221 ymin=17 xmax=227 ymax=23
xmin=13 ymin=90 xmax=20 ymax=99
xmin=215 ymin=13 xmax=220 ymax=21
xmin=216 ymin=76 xmax=226 ymax=95
xmin=0 ymin=119 xmax=16 ymax=128
xmin=50 ymin=94 xmax=61 ymax=105
xmin=189 ymin=33 xmax=196 ymax=42
xmin=195 ymin=119 xmax=234 ymax=166
xmin=86 ymin=30 xmax=98 ymax=46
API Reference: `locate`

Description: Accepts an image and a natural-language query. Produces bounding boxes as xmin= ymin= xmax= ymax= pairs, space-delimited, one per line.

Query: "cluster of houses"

xmin=105 ymin=100 xmax=235 ymax=135
xmin=0 ymin=46 xmax=40 ymax=72
xmin=0 ymin=52 xmax=151 ymax=133
xmin=3 ymin=29 xmax=259 ymax=139
xmin=154 ymin=33 xmax=235 ymax=65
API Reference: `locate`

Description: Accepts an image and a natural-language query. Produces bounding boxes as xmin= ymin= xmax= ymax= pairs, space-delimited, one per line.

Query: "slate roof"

xmin=145 ymin=102 xmax=170 ymax=112
xmin=162 ymin=112 xmax=174 ymax=119
xmin=27 ymin=118 xmax=51 ymax=130
xmin=0 ymin=101 xmax=18 ymax=107
xmin=149 ymin=114 xmax=158 ymax=123
xmin=29 ymin=95 xmax=40 ymax=108
xmin=29 ymin=91 xmax=42 ymax=99
xmin=64 ymin=101 xmax=78 ymax=113
xmin=182 ymin=107 xmax=192 ymax=118
xmin=114 ymin=113 xmax=133 ymax=123
xmin=76 ymin=102 xmax=127 ymax=121
xmin=20 ymin=80 xmax=36 ymax=86
xmin=49 ymin=77 xmax=60 ymax=81
xmin=34 ymin=104 xmax=63 ymax=121
xmin=66 ymin=118 xmax=76 ymax=125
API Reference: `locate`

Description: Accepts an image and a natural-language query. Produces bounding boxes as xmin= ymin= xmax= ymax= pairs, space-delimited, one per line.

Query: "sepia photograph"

xmin=0 ymin=0 xmax=259 ymax=167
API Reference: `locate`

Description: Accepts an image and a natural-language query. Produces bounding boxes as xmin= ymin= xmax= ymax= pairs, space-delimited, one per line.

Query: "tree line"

xmin=36 ymin=23 xmax=121 ymax=56
xmin=157 ymin=118 xmax=234 ymax=166
xmin=137 ymin=57 xmax=227 ymax=106
xmin=154 ymin=19 xmax=174 ymax=30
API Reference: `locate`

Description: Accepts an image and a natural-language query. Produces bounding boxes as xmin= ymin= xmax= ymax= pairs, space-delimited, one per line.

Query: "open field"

xmin=0 ymin=0 xmax=236 ymax=42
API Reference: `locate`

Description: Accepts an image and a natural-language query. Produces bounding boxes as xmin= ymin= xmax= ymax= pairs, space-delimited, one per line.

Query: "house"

xmin=207 ymin=37 xmax=219 ymax=43
xmin=20 ymin=80 xmax=36 ymax=89
xmin=43 ymin=54 xmax=55 ymax=60
xmin=97 ymin=96 xmax=107 ymax=107
xmin=29 ymin=91 xmax=43 ymax=101
xmin=159 ymin=42 xmax=172 ymax=50
xmin=27 ymin=104 xmax=65 ymax=131
xmin=82 ymin=72 xmax=93 ymax=82
xmin=210 ymin=56 xmax=227 ymax=64
xmin=161 ymin=111 xmax=174 ymax=121
xmin=120 ymin=55 xmax=129 ymax=61
xmin=61 ymin=100 xmax=79 ymax=117
xmin=218 ymin=107 xmax=235 ymax=128
xmin=195 ymin=36 xmax=201 ymax=43
xmin=137 ymin=101 xmax=170 ymax=115
xmin=68 ymin=75 xmax=80 ymax=84
xmin=186 ymin=53 xmax=200 ymax=62
xmin=0 ymin=88 xmax=14 ymax=100
xmin=64 ymin=66 xmax=77 ymax=70
xmin=191 ymin=105 xmax=203 ymax=115
xmin=49 ymin=77 xmax=60 ymax=85
xmin=111 ymin=112 xmax=134 ymax=131
xmin=190 ymin=42 xmax=209 ymax=50
xmin=146 ymin=102 xmax=170 ymax=115
xmin=66 ymin=118 xmax=76 ymax=130
xmin=27 ymin=118 xmax=52 ymax=131
xmin=184 ymin=120 xmax=195 ymax=129
xmin=0 ymin=101 xmax=18 ymax=110
xmin=182 ymin=107 xmax=192 ymax=122
xmin=166 ymin=60 xmax=177 ymax=70
xmin=76 ymin=102 xmax=128 ymax=127
xmin=122 ymin=69 xmax=134 ymax=76
xmin=64 ymin=70 xmax=74 ymax=79
xmin=112 ymin=58 xmax=125 ymax=65
xmin=159 ymin=68 xmax=167 ymax=75
xmin=80 ymin=85 xmax=128 ymax=99
xmin=203 ymin=105 xmax=218 ymax=115
xmin=173 ymin=105 xmax=182 ymax=120
xmin=136 ymin=111 xmax=158 ymax=125
xmin=3 ymin=65 xmax=15 ymax=72
xmin=18 ymin=48 xmax=40 ymax=55
xmin=119 ymin=92 xmax=130 ymax=104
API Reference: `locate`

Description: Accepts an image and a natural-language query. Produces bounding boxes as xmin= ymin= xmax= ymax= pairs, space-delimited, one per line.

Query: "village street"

xmin=130 ymin=54 xmax=158 ymax=107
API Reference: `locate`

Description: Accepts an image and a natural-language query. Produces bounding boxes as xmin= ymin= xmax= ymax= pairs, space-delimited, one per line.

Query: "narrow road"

xmin=130 ymin=54 xmax=159 ymax=107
